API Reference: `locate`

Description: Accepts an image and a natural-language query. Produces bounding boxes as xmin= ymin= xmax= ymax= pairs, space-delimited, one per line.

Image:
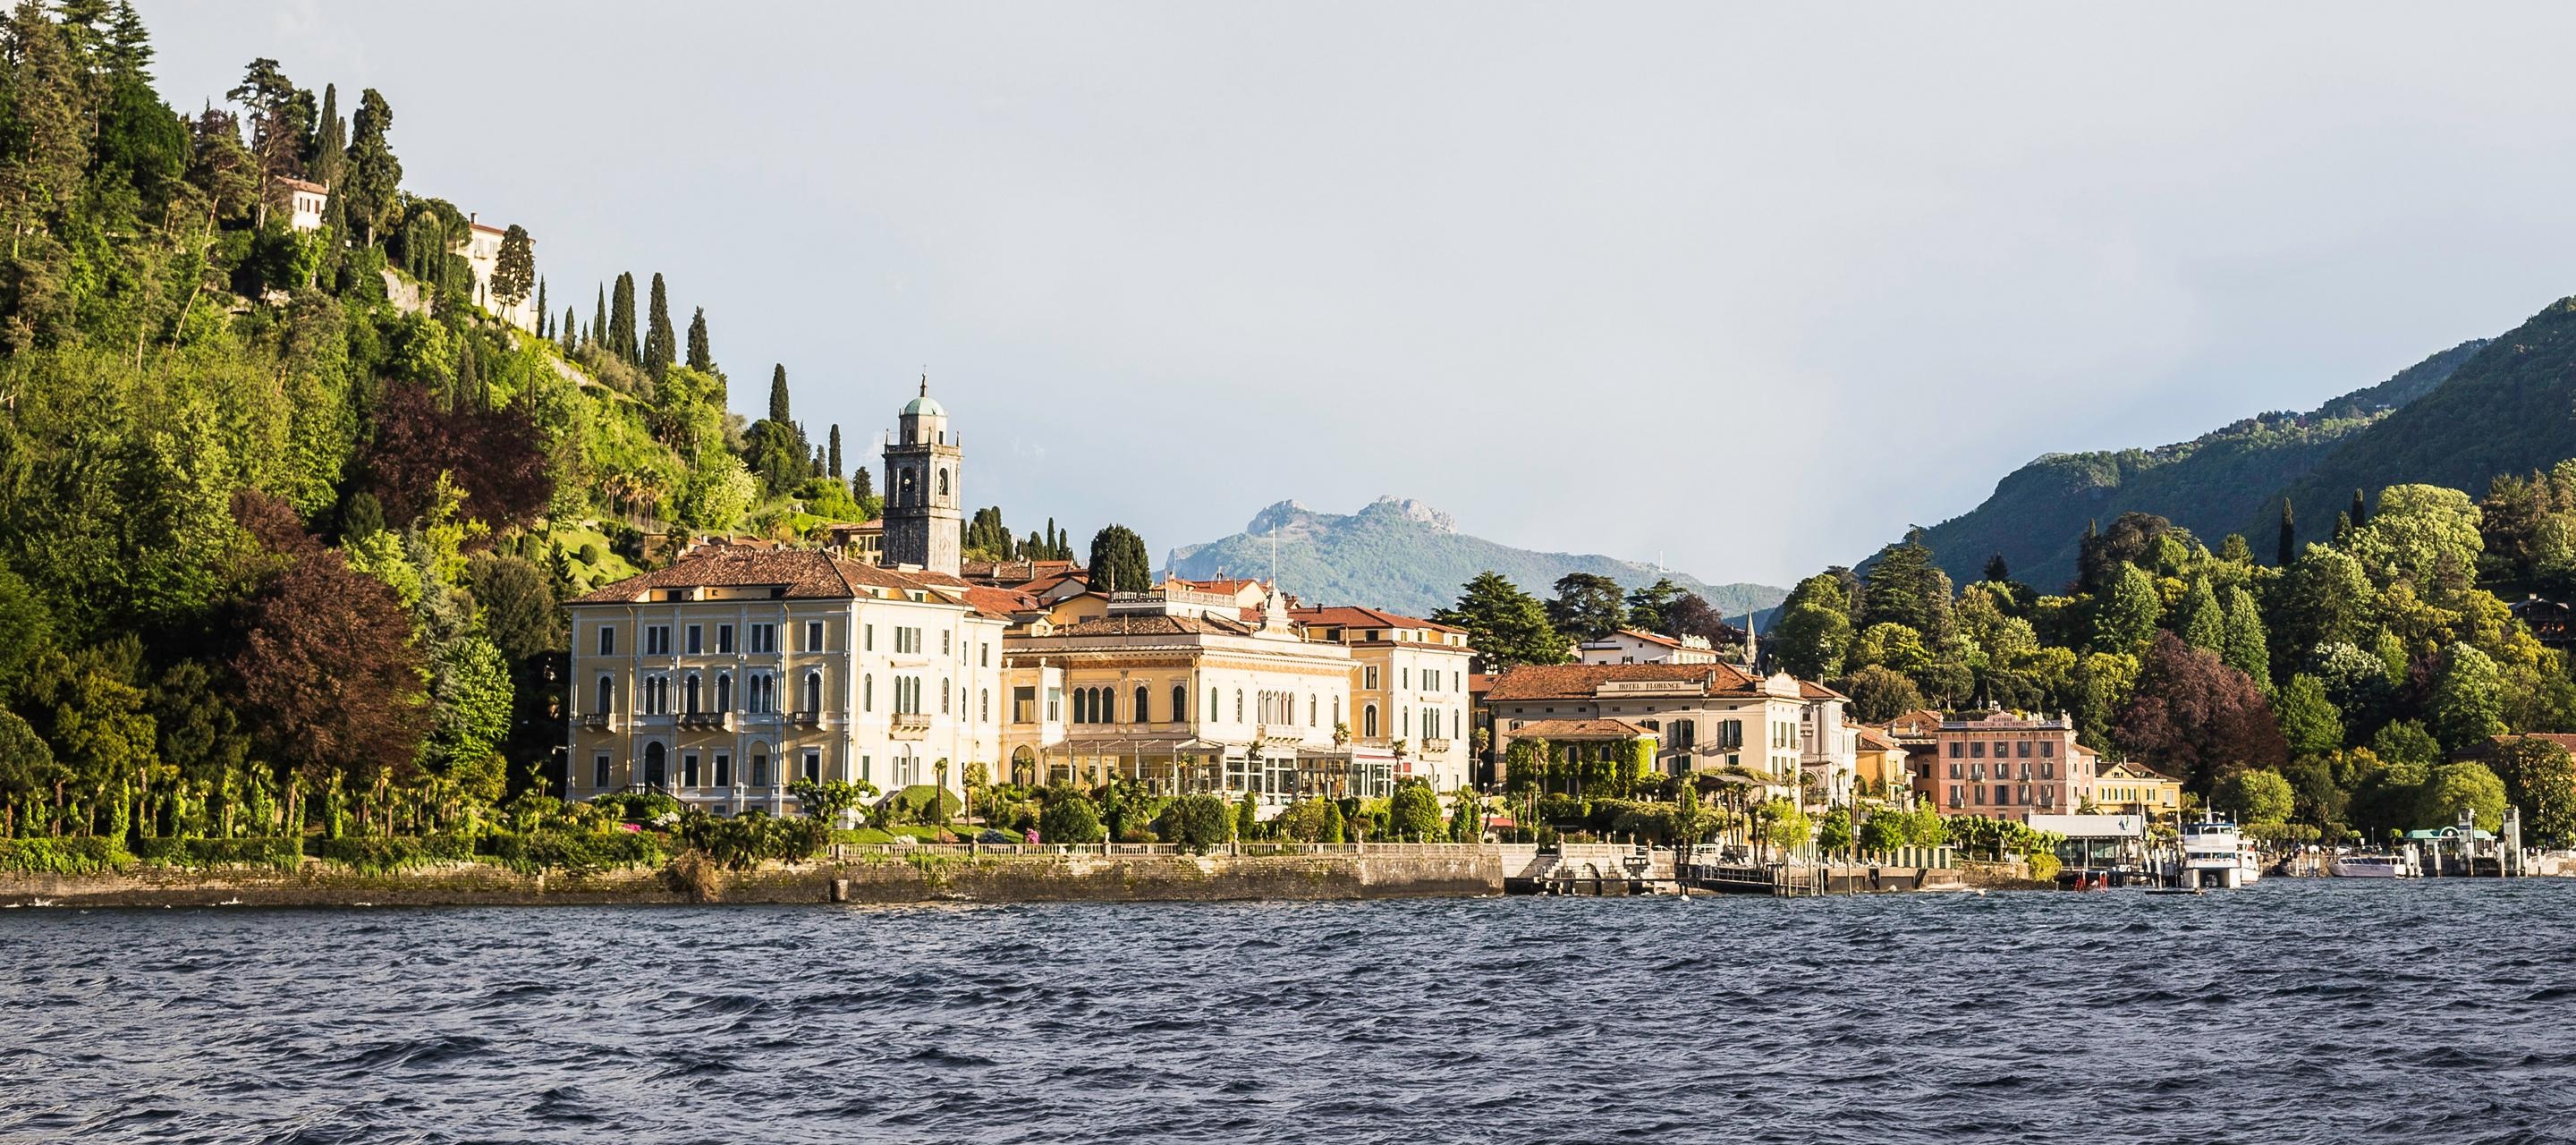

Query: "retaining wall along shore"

xmin=0 ymin=844 xmax=1509 ymax=908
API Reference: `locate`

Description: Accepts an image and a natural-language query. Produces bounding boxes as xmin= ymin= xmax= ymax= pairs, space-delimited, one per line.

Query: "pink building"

xmin=1915 ymin=711 xmax=2094 ymax=821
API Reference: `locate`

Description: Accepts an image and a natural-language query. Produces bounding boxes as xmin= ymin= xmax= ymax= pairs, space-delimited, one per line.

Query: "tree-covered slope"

xmin=2268 ymin=299 xmax=2576 ymax=546
xmin=1167 ymin=496 xmax=1786 ymax=620
xmin=1913 ymin=340 xmax=2485 ymax=589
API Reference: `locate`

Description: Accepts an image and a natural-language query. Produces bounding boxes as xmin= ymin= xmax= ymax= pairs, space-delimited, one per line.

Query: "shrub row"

xmin=0 ymin=836 xmax=131 ymax=875
xmin=130 ymin=836 xmax=303 ymax=869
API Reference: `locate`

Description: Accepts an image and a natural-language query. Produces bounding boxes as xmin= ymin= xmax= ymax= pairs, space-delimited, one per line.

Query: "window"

xmin=1235 ymin=690 xmax=1244 ymax=721
xmin=598 ymin=627 xmax=616 ymax=657
xmin=1135 ymin=685 xmax=1150 ymax=723
xmin=687 ymin=625 xmax=703 ymax=654
xmin=1948 ymin=742 xmax=1962 ymax=758
xmin=1309 ymin=694 xmax=1318 ymax=725
xmin=643 ymin=742 xmax=667 ymax=787
xmin=751 ymin=751 xmax=772 ymax=787
xmin=941 ymin=678 xmax=951 ymax=715
xmin=2040 ymin=761 xmax=2055 ymax=779
xmin=1402 ymin=667 xmax=1410 ymax=691
xmin=895 ymin=627 xmax=919 ymax=654
xmin=801 ymin=750 xmax=822 ymax=784
xmin=804 ymin=621 xmax=826 ymax=652
xmin=715 ymin=752 xmax=733 ymax=787
xmin=1364 ymin=704 xmax=1379 ymax=739
xmin=750 ymin=623 xmax=776 ymax=653
xmin=682 ymin=752 xmax=701 ymax=787
xmin=593 ymin=754 xmax=611 ymax=789
xmin=647 ymin=625 xmax=671 ymax=655
xmin=1970 ymin=742 xmax=1986 ymax=759
xmin=860 ymin=755 xmax=872 ymax=784
xmin=749 ymin=673 xmax=775 ymax=713
xmin=2040 ymin=742 xmax=2055 ymax=758
xmin=1949 ymin=785 xmax=1962 ymax=807
xmin=1333 ymin=697 xmax=1341 ymax=728
xmin=2016 ymin=741 xmax=2032 ymax=759
xmin=717 ymin=624 xmax=735 ymax=654
xmin=802 ymin=671 xmax=823 ymax=714
xmin=981 ymin=642 xmax=991 ymax=668
xmin=1047 ymin=688 xmax=1062 ymax=722
xmin=865 ymin=624 xmax=875 ymax=651
xmin=1208 ymin=688 xmax=1219 ymax=721
xmin=1948 ymin=762 xmax=1962 ymax=779
xmin=642 ymin=675 xmax=668 ymax=715
xmin=1363 ymin=666 xmax=1380 ymax=690
xmin=684 ymin=674 xmax=702 ymax=714
xmin=1172 ymin=684 xmax=1188 ymax=723
xmin=864 ymin=674 xmax=874 ymax=713
xmin=979 ymin=689 xmax=989 ymax=721
xmin=595 ymin=675 xmax=614 ymax=715
xmin=716 ymin=673 xmax=733 ymax=712
xmin=942 ymin=630 xmax=952 ymax=656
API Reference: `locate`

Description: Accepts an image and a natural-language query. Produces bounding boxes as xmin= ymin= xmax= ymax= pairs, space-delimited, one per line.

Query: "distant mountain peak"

xmin=1172 ymin=497 xmax=1784 ymax=618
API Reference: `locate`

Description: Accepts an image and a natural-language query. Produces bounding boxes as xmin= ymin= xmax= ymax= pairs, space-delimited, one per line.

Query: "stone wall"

xmin=0 ymin=847 xmax=1507 ymax=909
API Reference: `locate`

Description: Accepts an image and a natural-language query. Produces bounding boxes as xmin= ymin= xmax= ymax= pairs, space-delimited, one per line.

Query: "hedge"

xmin=0 ymin=836 xmax=131 ymax=875
xmin=131 ymin=836 xmax=303 ymax=869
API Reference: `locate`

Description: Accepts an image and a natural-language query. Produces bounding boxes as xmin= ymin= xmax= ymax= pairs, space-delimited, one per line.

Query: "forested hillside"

xmin=0 ymin=3 xmax=891 ymax=842
xmin=2267 ymin=299 xmax=2576 ymax=551
xmin=1913 ymin=341 xmax=2484 ymax=589
xmin=1168 ymin=496 xmax=1785 ymax=621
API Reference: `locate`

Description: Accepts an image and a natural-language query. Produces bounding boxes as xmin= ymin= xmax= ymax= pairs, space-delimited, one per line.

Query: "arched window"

xmin=1363 ymin=704 xmax=1379 ymax=739
xmin=1072 ymin=689 xmax=1088 ymax=724
xmin=684 ymin=674 xmax=701 ymax=714
xmin=803 ymin=671 xmax=823 ymax=714
xmin=862 ymin=674 xmax=872 ymax=713
xmin=899 ymin=468 xmax=917 ymax=506
xmin=750 ymin=746 xmax=773 ymax=788
xmin=1135 ymin=685 xmax=1150 ymax=724
xmin=979 ymin=689 xmax=989 ymax=721
xmin=1234 ymin=690 xmax=1244 ymax=722
xmin=596 ymin=675 xmax=614 ymax=715
xmin=936 ymin=468 xmax=949 ymax=497
xmin=643 ymin=742 xmax=667 ymax=788
xmin=1172 ymin=684 xmax=1188 ymax=724
xmin=716 ymin=672 xmax=733 ymax=712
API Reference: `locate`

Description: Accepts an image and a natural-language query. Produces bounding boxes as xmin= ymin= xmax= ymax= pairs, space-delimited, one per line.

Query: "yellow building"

xmin=2093 ymin=757 xmax=2182 ymax=818
xmin=1291 ymin=606 xmax=1477 ymax=793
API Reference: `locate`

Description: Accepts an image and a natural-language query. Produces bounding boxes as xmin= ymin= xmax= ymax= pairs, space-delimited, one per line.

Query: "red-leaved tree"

xmin=2115 ymin=631 xmax=2288 ymax=793
xmin=364 ymin=382 xmax=554 ymax=531
xmin=228 ymin=490 xmax=430 ymax=789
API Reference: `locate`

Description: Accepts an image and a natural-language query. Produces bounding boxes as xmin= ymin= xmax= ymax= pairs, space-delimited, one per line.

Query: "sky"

xmin=148 ymin=1 xmax=2576 ymax=588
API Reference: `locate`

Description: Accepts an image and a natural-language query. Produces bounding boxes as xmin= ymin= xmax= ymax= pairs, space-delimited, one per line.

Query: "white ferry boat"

xmin=2330 ymin=845 xmax=2423 ymax=878
xmin=2178 ymin=817 xmax=2258 ymax=889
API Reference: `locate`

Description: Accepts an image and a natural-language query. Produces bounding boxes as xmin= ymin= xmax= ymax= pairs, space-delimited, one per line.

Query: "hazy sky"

xmin=151 ymin=2 xmax=2576 ymax=587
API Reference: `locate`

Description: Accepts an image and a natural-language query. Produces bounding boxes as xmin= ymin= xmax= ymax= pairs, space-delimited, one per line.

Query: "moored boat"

xmin=2330 ymin=846 xmax=2422 ymax=878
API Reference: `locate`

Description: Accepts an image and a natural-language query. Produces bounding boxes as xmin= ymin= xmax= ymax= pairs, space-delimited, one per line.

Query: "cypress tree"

xmin=608 ymin=272 xmax=637 ymax=363
xmin=592 ymin=284 xmax=608 ymax=353
xmin=851 ymin=465 xmax=874 ymax=505
xmin=561 ymin=306 xmax=577 ymax=354
xmin=685 ymin=306 xmax=712 ymax=371
xmin=2220 ymin=585 xmax=2272 ymax=685
xmin=534 ymin=277 xmax=547 ymax=336
xmin=2350 ymin=488 xmax=2369 ymax=530
xmin=309 ymin=81 xmax=343 ymax=186
xmin=641 ymin=273 xmax=674 ymax=376
xmin=2276 ymin=498 xmax=2295 ymax=567
xmin=342 ymin=88 xmax=402 ymax=245
xmin=768 ymin=364 xmax=791 ymax=425
xmin=827 ymin=425 xmax=843 ymax=479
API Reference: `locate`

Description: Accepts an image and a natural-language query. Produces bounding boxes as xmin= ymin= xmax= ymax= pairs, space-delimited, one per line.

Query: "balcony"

xmin=676 ymin=712 xmax=732 ymax=731
xmin=1420 ymin=738 xmax=1452 ymax=756
xmin=579 ymin=714 xmax=614 ymax=732
xmin=891 ymin=713 xmax=934 ymax=740
xmin=788 ymin=710 xmax=822 ymax=729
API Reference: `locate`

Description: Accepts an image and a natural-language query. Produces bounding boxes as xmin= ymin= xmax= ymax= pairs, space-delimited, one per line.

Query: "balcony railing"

xmin=676 ymin=711 xmax=731 ymax=731
xmin=1421 ymin=738 xmax=1452 ymax=755
xmin=788 ymin=710 xmax=822 ymax=728
xmin=578 ymin=714 xmax=613 ymax=732
xmin=891 ymin=713 xmax=934 ymax=739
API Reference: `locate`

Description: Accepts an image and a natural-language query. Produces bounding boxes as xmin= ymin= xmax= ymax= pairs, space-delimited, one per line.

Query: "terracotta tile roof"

xmin=1885 ymin=709 xmax=1946 ymax=738
xmin=1288 ymin=605 xmax=1465 ymax=635
xmin=1605 ymin=628 xmax=1683 ymax=649
xmin=568 ymin=546 xmax=965 ymax=606
xmin=961 ymin=558 xmax=1080 ymax=583
xmin=276 ymin=175 xmax=328 ymax=193
xmin=1484 ymin=662 xmax=1760 ymax=702
xmin=1181 ymin=577 xmax=1268 ymax=594
xmin=1469 ymin=673 xmax=1496 ymax=693
xmin=962 ymin=586 xmax=1040 ymax=616
xmin=1502 ymin=717 xmax=1648 ymax=741
xmin=1853 ymin=726 xmax=1902 ymax=751
xmin=1796 ymin=680 xmax=1850 ymax=701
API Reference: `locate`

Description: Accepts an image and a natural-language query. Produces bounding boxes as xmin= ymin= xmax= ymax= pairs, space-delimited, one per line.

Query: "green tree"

xmin=1088 ymin=524 xmax=1150 ymax=594
xmin=1545 ymin=572 xmax=1626 ymax=642
xmin=1772 ymin=572 xmax=1854 ymax=680
xmin=2212 ymin=768 xmax=2294 ymax=826
xmin=2274 ymin=674 xmax=2344 ymax=758
xmin=1040 ymin=794 xmax=1104 ymax=844
xmin=608 ymin=272 xmax=638 ymax=364
xmin=340 ymin=87 xmax=401 ymax=244
xmin=641 ymin=272 xmax=674 ymax=377
xmin=2274 ymin=545 xmax=2372 ymax=656
xmin=2430 ymin=642 xmax=2506 ymax=754
xmin=2093 ymin=564 xmax=2162 ymax=655
xmin=2174 ymin=578 xmax=2224 ymax=652
xmin=1152 ymin=793 xmax=1233 ymax=852
xmin=2218 ymin=585 xmax=2271 ymax=684
xmin=2485 ymin=735 xmax=2576 ymax=847
xmin=826 ymin=425 xmax=843 ymax=479
xmin=2277 ymin=497 xmax=2296 ymax=568
xmin=2415 ymin=761 xmax=2507 ymax=833
xmin=684 ymin=306 xmax=712 ymax=372
xmin=2370 ymin=720 xmax=2442 ymax=767
xmin=1623 ymin=577 xmax=1690 ymax=634
xmin=1436 ymin=572 xmax=1565 ymax=669
xmin=1839 ymin=665 xmax=1925 ymax=724
xmin=1388 ymin=780 xmax=1442 ymax=842
xmin=1859 ymin=530 xmax=1953 ymax=639
xmin=491 ymin=224 xmax=534 ymax=312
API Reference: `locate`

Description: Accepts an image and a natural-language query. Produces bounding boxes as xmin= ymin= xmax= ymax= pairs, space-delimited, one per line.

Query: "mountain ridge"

xmin=1168 ymin=496 xmax=1786 ymax=621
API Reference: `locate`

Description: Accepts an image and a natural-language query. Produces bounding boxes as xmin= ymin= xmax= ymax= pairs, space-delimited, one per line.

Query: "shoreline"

xmin=0 ymin=844 xmax=2018 ymax=908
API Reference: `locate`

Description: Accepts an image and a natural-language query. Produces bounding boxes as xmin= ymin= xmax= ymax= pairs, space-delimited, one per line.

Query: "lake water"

xmin=4 ymin=879 xmax=2572 ymax=1143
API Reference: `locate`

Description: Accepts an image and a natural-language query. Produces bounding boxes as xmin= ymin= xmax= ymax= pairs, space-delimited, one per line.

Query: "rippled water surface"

xmin=6 ymin=880 xmax=2576 ymax=1143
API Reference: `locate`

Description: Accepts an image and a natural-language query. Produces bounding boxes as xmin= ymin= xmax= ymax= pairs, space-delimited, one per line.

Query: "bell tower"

xmin=880 ymin=377 xmax=962 ymax=576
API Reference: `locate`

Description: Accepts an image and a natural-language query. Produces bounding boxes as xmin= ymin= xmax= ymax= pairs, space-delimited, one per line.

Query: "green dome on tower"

xmin=902 ymin=377 xmax=945 ymax=418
